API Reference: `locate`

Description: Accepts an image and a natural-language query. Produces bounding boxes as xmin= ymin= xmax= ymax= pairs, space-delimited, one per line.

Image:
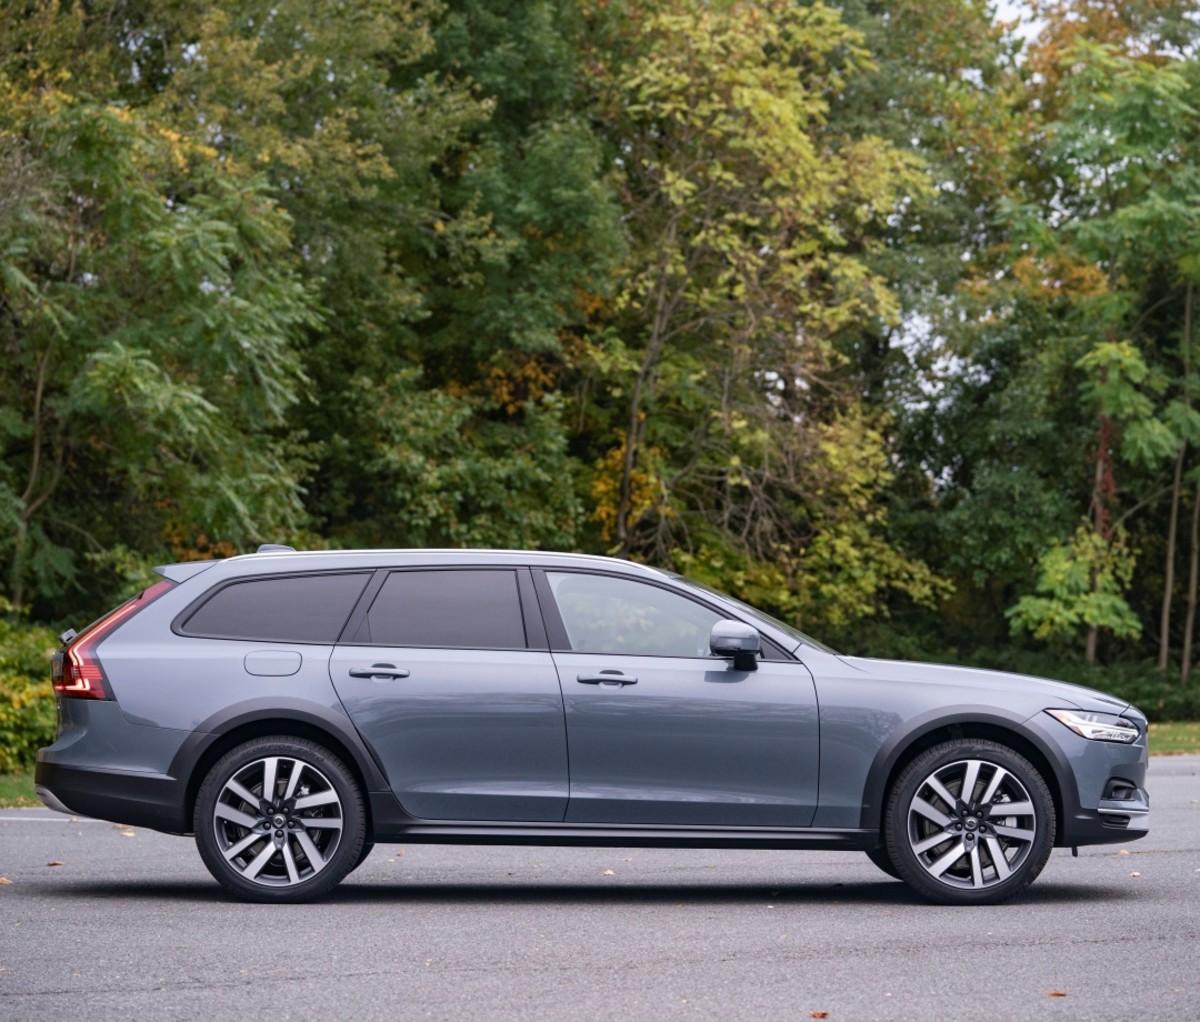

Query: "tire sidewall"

xmin=885 ymin=739 xmax=1055 ymax=906
xmin=194 ymin=736 xmax=365 ymax=903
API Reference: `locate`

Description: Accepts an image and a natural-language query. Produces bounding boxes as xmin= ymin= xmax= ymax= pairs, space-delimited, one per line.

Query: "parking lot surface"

xmin=2 ymin=756 xmax=1197 ymax=1021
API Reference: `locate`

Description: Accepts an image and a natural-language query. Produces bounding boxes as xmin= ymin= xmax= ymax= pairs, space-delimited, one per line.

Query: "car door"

xmin=537 ymin=570 xmax=819 ymax=827
xmin=330 ymin=567 xmax=568 ymax=822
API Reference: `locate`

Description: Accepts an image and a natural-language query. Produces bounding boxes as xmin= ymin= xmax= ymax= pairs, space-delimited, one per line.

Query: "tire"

xmin=864 ymin=845 xmax=901 ymax=880
xmin=194 ymin=736 xmax=365 ymax=903
xmin=350 ymin=839 xmax=376 ymax=873
xmin=884 ymin=739 xmax=1055 ymax=905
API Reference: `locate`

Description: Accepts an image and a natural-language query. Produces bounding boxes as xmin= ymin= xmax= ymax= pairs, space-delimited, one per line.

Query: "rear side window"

xmin=179 ymin=573 xmax=370 ymax=643
xmin=354 ymin=569 xmax=526 ymax=649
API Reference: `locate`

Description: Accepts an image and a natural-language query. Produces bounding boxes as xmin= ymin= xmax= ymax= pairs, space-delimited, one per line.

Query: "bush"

xmin=0 ymin=602 xmax=58 ymax=772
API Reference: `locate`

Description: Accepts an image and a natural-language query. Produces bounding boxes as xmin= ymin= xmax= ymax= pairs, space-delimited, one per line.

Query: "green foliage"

xmin=1 ymin=37 xmax=320 ymax=616
xmin=569 ymin=0 xmax=942 ymax=630
xmin=1008 ymin=524 xmax=1142 ymax=645
xmin=0 ymin=600 xmax=57 ymax=772
xmin=366 ymin=371 xmax=581 ymax=549
xmin=3 ymin=0 xmax=1200 ymax=693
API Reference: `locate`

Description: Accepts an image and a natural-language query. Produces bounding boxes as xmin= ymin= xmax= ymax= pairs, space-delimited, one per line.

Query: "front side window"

xmin=179 ymin=573 xmax=370 ymax=643
xmin=546 ymin=572 xmax=724 ymax=657
xmin=357 ymin=569 xmax=526 ymax=649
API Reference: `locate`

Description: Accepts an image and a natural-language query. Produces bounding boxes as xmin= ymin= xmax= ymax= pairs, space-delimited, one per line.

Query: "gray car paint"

xmin=330 ymin=644 xmax=568 ymax=822
xmin=555 ymin=653 xmax=819 ymax=826
xmin=37 ymin=548 xmax=1150 ymax=852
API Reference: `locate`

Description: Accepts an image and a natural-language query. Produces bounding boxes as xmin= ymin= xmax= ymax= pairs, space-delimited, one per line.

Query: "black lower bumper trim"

xmin=34 ymin=760 xmax=190 ymax=834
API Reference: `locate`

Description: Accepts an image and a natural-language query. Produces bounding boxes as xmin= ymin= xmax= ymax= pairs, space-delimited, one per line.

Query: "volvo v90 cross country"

xmin=37 ymin=546 xmax=1150 ymax=904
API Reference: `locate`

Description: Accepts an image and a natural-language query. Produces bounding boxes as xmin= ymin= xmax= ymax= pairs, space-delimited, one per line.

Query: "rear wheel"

xmin=194 ymin=736 xmax=365 ymax=903
xmin=884 ymin=739 xmax=1055 ymax=905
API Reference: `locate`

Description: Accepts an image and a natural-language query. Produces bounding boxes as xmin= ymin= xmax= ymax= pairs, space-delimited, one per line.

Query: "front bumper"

xmin=1058 ymin=781 xmax=1150 ymax=845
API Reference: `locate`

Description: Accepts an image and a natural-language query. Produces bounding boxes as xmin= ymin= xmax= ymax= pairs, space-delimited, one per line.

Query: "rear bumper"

xmin=35 ymin=698 xmax=194 ymax=832
xmin=35 ymin=758 xmax=191 ymax=833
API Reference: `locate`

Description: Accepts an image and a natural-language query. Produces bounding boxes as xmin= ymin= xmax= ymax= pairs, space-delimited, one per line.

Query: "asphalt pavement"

xmin=2 ymin=756 xmax=1197 ymax=1021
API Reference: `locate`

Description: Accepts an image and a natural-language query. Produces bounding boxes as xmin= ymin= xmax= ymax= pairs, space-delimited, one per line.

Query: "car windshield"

xmin=671 ymin=575 xmax=839 ymax=654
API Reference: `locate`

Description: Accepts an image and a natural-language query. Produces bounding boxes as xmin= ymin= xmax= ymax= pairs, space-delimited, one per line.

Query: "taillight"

xmin=53 ymin=579 xmax=175 ymax=700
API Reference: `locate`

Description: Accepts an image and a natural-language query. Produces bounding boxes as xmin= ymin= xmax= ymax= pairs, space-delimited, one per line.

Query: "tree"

xmin=1 ymin=6 xmax=318 ymax=617
xmin=571 ymin=0 xmax=944 ymax=631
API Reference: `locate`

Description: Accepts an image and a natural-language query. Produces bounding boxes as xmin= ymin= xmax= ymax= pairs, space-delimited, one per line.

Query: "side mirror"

xmin=710 ymin=619 xmax=760 ymax=671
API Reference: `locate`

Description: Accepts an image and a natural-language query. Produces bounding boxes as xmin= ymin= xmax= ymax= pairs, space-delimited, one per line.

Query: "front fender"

xmin=850 ymin=706 xmax=1080 ymax=840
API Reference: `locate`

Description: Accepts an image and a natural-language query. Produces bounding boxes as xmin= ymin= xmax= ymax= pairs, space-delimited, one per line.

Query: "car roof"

xmin=157 ymin=548 xmax=672 ymax=583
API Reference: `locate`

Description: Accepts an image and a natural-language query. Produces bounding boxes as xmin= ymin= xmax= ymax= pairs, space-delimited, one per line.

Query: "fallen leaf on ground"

xmin=1130 ymin=871 xmax=1142 ymax=877
xmin=47 ymin=861 xmax=63 ymax=867
xmin=809 ymin=1012 xmax=829 ymax=1018
xmin=1048 ymin=992 xmax=1067 ymax=998
xmin=0 ymin=877 xmax=13 ymax=885
xmin=1118 ymin=849 xmax=1130 ymax=855
xmin=602 ymin=869 xmax=615 ymax=876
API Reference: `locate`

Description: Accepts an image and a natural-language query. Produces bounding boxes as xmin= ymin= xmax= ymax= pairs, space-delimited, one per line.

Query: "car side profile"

xmin=37 ymin=547 xmax=1150 ymax=904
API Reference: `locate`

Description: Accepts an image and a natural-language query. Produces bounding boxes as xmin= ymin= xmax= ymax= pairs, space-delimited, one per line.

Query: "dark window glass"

xmin=181 ymin=574 xmax=369 ymax=643
xmin=546 ymin=572 xmax=724 ymax=657
xmin=361 ymin=570 xmax=526 ymax=649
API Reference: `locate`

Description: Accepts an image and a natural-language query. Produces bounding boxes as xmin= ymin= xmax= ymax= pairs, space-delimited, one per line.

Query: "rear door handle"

xmin=577 ymin=672 xmax=638 ymax=686
xmin=348 ymin=663 xmax=410 ymax=680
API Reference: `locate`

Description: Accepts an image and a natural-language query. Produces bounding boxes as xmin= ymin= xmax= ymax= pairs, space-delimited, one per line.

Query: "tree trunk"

xmin=1182 ymin=482 xmax=1200 ymax=687
xmin=1086 ymin=414 xmax=1116 ymax=664
xmin=1159 ymin=445 xmax=1184 ymax=670
xmin=1171 ymin=283 xmax=1197 ymax=674
xmin=615 ymin=218 xmax=679 ymax=556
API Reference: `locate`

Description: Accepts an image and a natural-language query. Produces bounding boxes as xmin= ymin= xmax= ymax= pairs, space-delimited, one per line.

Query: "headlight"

xmin=1045 ymin=708 xmax=1139 ymax=744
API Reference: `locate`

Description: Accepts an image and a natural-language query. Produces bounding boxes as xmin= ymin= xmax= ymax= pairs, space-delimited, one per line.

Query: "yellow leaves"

xmin=164 ymin=526 xmax=238 ymax=564
xmin=590 ymin=438 xmax=665 ymax=543
xmin=483 ymin=358 xmax=558 ymax=417
xmin=1011 ymin=254 xmax=1109 ymax=302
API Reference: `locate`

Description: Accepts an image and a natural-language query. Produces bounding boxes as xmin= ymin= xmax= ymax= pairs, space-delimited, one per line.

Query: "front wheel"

xmin=864 ymin=845 xmax=900 ymax=880
xmin=884 ymin=739 xmax=1055 ymax=905
xmin=194 ymin=737 xmax=365 ymax=903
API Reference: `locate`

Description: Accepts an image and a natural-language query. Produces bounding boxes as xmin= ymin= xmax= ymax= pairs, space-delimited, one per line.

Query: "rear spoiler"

xmin=154 ymin=561 xmax=218 ymax=583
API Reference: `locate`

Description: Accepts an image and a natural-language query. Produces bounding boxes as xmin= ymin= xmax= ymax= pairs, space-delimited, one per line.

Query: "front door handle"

xmin=577 ymin=671 xmax=638 ymax=686
xmin=348 ymin=663 xmax=411 ymax=680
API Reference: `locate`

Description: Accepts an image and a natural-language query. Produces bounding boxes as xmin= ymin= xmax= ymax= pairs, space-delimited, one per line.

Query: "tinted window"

xmin=181 ymin=573 xmax=369 ymax=643
xmin=360 ymin=570 xmax=526 ymax=649
xmin=547 ymin=572 xmax=724 ymax=657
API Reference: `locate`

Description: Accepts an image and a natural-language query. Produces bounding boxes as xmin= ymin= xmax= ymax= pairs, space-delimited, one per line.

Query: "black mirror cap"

xmin=710 ymin=619 xmax=760 ymax=671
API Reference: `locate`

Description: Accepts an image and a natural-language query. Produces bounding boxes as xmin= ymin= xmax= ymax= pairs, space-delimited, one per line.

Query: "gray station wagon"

xmin=36 ymin=547 xmax=1150 ymax=904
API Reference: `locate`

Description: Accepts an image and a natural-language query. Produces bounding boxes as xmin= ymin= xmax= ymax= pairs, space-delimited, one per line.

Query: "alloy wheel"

xmin=885 ymin=739 xmax=1055 ymax=904
xmin=195 ymin=737 xmax=364 ymax=901
xmin=905 ymin=757 xmax=1038 ymax=892
xmin=211 ymin=754 xmax=345 ymax=887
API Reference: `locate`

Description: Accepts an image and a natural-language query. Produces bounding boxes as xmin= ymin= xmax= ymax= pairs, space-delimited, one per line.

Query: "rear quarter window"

xmin=177 ymin=573 xmax=370 ymax=643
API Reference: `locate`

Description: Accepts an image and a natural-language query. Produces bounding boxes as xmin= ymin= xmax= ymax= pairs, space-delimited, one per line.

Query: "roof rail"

xmin=255 ymin=544 xmax=297 ymax=554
